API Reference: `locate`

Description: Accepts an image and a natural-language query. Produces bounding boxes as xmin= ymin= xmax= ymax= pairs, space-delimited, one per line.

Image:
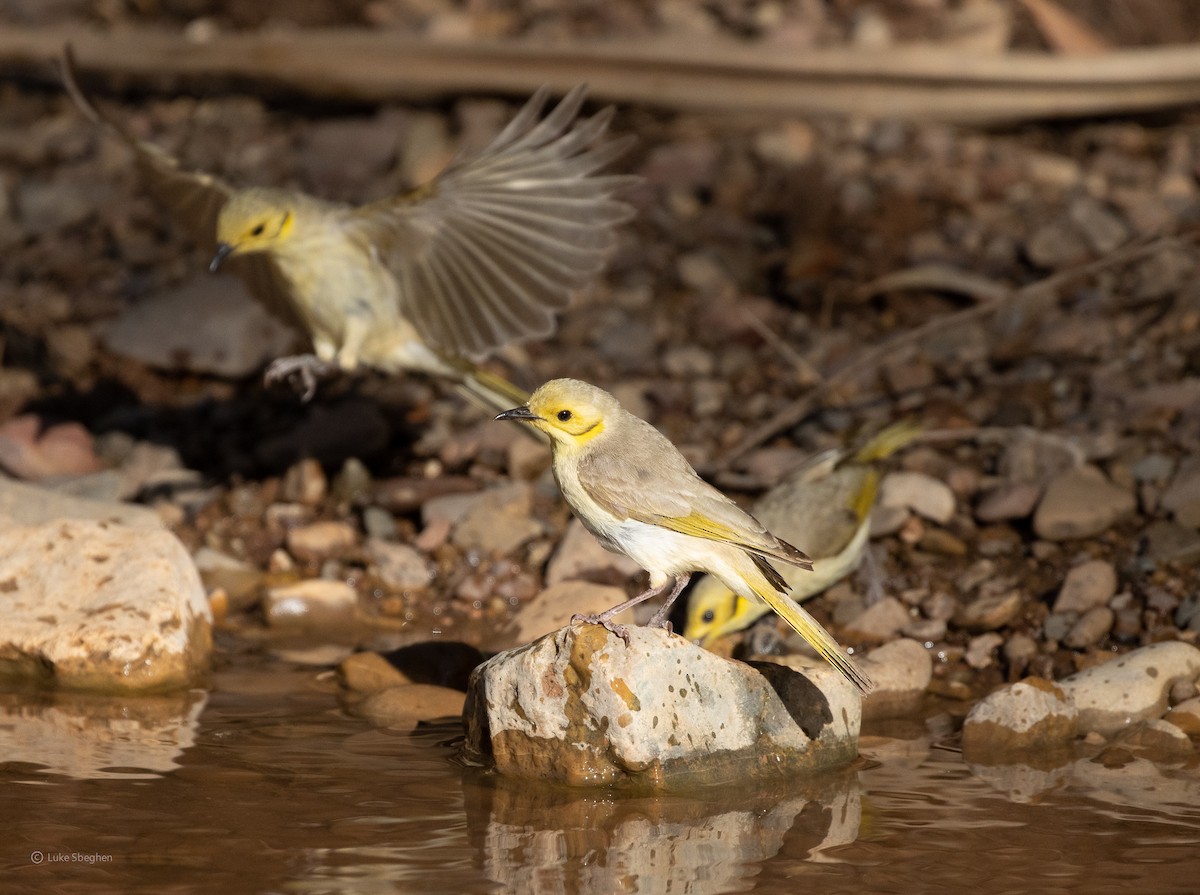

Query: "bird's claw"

xmin=571 ymin=613 xmax=631 ymax=646
xmin=264 ymin=355 xmax=334 ymax=402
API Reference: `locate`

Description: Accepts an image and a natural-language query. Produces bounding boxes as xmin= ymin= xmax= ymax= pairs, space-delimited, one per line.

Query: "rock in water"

xmin=462 ymin=625 xmax=861 ymax=787
xmin=0 ymin=519 xmax=212 ymax=691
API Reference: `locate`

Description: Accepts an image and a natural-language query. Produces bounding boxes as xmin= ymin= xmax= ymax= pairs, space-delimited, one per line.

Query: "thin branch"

xmin=723 ymin=231 xmax=1195 ymax=464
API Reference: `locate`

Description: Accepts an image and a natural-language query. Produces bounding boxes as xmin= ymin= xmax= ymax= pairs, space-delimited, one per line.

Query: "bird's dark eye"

xmin=557 ymin=409 xmax=572 ymax=422
xmin=702 ymin=610 xmax=715 ymax=623
xmin=250 ymin=223 xmax=265 ymax=236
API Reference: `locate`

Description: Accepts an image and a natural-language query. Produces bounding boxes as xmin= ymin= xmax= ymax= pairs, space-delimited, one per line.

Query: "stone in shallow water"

xmin=354 ymin=684 xmax=466 ymax=732
xmin=264 ymin=579 xmax=358 ymax=628
xmin=0 ymin=519 xmax=212 ymax=691
xmin=961 ymin=677 xmax=1078 ymax=762
xmin=1058 ymin=641 xmax=1200 ymax=736
xmin=462 ymin=625 xmax=861 ymax=788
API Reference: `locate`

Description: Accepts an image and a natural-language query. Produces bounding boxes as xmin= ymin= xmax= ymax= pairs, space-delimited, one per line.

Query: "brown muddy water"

xmin=3 ymin=654 xmax=1199 ymax=895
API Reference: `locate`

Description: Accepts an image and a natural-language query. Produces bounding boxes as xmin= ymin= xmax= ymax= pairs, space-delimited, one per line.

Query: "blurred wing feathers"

xmin=350 ymin=85 xmax=636 ymax=357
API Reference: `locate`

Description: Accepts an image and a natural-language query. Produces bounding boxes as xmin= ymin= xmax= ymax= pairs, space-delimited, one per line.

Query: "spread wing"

xmin=344 ymin=85 xmax=637 ymax=358
xmin=577 ymin=420 xmax=813 ymax=570
xmin=61 ymin=46 xmax=304 ymax=332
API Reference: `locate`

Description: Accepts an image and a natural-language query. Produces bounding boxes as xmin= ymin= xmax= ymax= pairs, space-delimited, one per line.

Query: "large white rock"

xmin=857 ymin=638 xmax=933 ymax=719
xmin=1059 ymin=641 xmax=1200 ymax=735
xmin=463 ymin=625 xmax=861 ymax=787
xmin=961 ymin=677 xmax=1079 ymax=761
xmin=0 ymin=519 xmax=212 ymax=691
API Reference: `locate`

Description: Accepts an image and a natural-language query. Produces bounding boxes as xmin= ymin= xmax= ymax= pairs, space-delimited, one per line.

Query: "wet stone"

xmin=463 ymin=625 xmax=861 ymax=787
xmin=193 ymin=547 xmax=262 ymax=611
xmin=264 ymin=579 xmax=358 ymax=628
xmin=0 ymin=518 xmax=212 ymax=691
xmin=1163 ymin=698 xmax=1200 ymax=737
xmin=1110 ymin=719 xmax=1194 ymax=763
xmin=376 ymin=641 xmax=485 ymax=691
xmin=1059 ymin=642 xmax=1200 ymax=735
xmin=859 ymin=638 xmax=932 ymax=720
xmin=354 ymin=684 xmax=467 ymax=732
xmin=961 ymin=678 xmax=1078 ymax=761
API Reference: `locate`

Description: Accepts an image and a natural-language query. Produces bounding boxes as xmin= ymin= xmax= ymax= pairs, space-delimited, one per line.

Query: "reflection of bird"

xmin=496 ymin=379 xmax=872 ymax=692
xmin=62 ymin=48 xmax=636 ymax=408
xmin=685 ymin=422 xmax=920 ymax=648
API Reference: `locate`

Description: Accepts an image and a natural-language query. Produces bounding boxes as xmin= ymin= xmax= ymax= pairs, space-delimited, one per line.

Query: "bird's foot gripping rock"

xmin=264 ymin=354 xmax=338 ymax=402
xmin=570 ymin=613 xmax=632 ymax=645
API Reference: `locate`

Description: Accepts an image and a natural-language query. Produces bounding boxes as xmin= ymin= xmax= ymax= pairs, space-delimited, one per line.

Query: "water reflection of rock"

xmin=463 ymin=768 xmax=860 ymax=894
xmin=0 ymin=688 xmax=207 ymax=779
xmin=971 ymin=754 xmax=1200 ymax=811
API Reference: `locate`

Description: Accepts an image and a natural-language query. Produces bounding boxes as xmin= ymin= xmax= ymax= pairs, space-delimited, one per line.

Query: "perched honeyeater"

xmin=496 ymin=379 xmax=873 ymax=693
xmin=685 ymin=421 xmax=921 ymax=648
xmin=62 ymin=47 xmax=636 ymax=408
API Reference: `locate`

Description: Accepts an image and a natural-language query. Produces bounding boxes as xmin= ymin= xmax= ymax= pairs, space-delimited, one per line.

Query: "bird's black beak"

xmin=495 ymin=406 xmax=540 ymax=423
xmin=209 ymin=242 xmax=235 ymax=272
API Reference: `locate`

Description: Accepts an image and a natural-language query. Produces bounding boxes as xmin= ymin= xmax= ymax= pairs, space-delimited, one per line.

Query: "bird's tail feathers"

xmin=746 ymin=566 xmax=873 ymax=694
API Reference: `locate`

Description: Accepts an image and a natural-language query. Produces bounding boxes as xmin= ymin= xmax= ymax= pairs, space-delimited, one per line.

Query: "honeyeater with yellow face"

xmin=684 ymin=421 xmax=920 ymax=648
xmin=496 ymin=379 xmax=872 ymax=693
xmin=62 ymin=48 xmax=635 ymax=408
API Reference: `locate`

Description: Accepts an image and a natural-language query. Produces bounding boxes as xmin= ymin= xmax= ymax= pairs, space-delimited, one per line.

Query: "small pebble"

xmin=287 ymin=520 xmax=359 ymax=563
xmin=1053 ymin=560 xmax=1118 ymax=614
xmin=879 ymin=471 xmax=956 ymax=525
